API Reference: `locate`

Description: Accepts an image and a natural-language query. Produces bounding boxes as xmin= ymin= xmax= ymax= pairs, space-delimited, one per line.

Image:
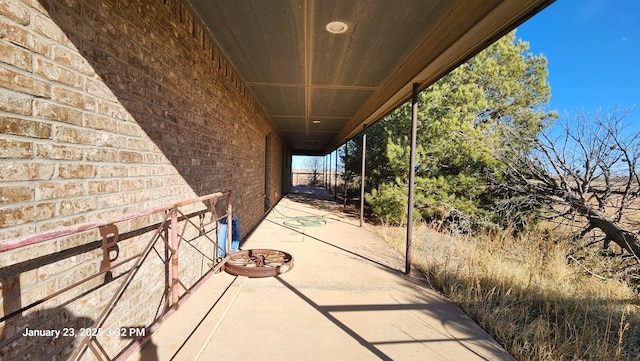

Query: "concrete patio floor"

xmin=129 ymin=186 xmax=515 ymax=361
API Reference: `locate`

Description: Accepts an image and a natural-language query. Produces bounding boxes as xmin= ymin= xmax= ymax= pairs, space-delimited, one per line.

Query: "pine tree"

xmin=348 ymin=31 xmax=555 ymax=227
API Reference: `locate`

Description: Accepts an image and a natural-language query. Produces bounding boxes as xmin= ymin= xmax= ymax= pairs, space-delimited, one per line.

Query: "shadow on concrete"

xmin=263 ymin=217 xmax=398 ymax=275
xmin=137 ymin=340 xmax=159 ymax=361
xmin=260 ymin=187 xmax=517 ymax=360
xmin=275 ymin=276 xmax=394 ymax=361
xmin=285 ymin=186 xmax=344 ymax=211
xmin=272 ymin=186 xmax=365 ymax=231
xmin=297 ymin=222 xmax=640 ymax=359
xmin=275 ymin=276 xmax=502 ymax=361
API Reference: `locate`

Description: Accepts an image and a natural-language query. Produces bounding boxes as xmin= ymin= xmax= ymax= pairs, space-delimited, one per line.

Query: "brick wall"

xmin=0 ymin=0 xmax=287 ymax=359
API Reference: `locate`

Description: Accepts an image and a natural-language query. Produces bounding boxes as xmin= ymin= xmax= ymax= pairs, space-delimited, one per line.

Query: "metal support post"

xmin=360 ymin=126 xmax=367 ymax=227
xmin=406 ymin=83 xmax=419 ymax=275
xmin=344 ymin=142 xmax=348 ymax=209
xmin=328 ymin=152 xmax=331 ymax=192
xmin=334 ymin=149 xmax=338 ymax=200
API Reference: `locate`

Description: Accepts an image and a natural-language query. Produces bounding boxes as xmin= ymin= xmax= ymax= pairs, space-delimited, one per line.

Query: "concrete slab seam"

xmin=192 ymin=275 xmax=248 ymax=361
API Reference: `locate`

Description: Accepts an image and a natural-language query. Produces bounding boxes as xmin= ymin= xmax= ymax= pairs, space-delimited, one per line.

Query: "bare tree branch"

xmin=498 ymin=108 xmax=640 ymax=270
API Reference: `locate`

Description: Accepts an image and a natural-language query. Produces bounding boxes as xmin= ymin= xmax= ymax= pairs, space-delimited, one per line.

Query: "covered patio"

xmin=0 ymin=1 xmax=554 ymax=359
xmin=128 ymin=187 xmax=515 ymax=360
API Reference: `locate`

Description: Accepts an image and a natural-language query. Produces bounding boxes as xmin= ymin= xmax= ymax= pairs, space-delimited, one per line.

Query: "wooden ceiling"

xmin=184 ymin=0 xmax=554 ymax=155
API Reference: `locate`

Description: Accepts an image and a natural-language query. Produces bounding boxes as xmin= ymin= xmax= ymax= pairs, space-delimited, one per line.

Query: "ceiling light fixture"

xmin=312 ymin=120 xmax=321 ymax=124
xmin=326 ymin=21 xmax=348 ymax=34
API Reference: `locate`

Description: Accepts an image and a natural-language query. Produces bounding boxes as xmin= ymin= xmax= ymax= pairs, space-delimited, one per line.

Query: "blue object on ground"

xmin=217 ymin=216 xmax=240 ymax=257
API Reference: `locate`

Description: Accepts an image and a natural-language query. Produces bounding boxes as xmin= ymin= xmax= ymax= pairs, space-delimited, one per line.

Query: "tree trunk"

xmin=560 ymin=196 xmax=640 ymax=259
xmin=587 ymin=214 xmax=640 ymax=259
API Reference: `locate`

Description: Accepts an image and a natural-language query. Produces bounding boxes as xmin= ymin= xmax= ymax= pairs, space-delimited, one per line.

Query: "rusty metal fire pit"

xmin=224 ymin=249 xmax=293 ymax=278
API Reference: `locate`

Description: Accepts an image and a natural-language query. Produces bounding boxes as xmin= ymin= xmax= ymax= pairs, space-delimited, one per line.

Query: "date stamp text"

xmin=22 ymin=327 xmax=146 ymax=339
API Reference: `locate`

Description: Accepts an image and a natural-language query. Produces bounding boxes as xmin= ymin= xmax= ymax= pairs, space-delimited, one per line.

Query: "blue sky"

xmin=517 ymin=0 xmax=639 ymax=116
xmin=294 ymin=1 xmax=640 ymax=169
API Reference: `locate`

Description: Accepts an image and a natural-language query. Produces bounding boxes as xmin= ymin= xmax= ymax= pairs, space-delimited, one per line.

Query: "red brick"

xmin=144 ymin=153 xmax=168 ymax=164
xmin=97 ymin=99 xmax=130 ymax=121
xmin=20 ymin=278 xmax=57 ymax=308
xmin=0 ymin=270 xmax=37 ymax=300
xmin=0 ymin=162 xmax=55 ymax=181
xmin=0 ymin=224 xmax=35 ymax=244
xmin=97 ymin=192 xmax=128 ymax=209
xmin=97 ymin=164 xmax=128 ymax=178
xmin=36 ymin=256 xmax=78 ymax=284
xmin=37 ymin=214 xmax=87 ymax=233
xmin=34 ymin=57 xmax=83 ymax=88
xmin=126 ymin=164 xmax=154 ymax=177
xmin=83 ymin=113 xmax=118 ymax=132
xmin=0 ymin=202 xmax=55 ymax=228
xmin=117 ymin=121 xmax=143 ymax=137
xmin=88 ymin=179 xmax=118 ymax=194
xmin=31 ymin=11 xmax=74 ymax=47
xmin=21 ymin=0 xmax=48 ymax=14
xmin=0 ymin=138 xmax=32 ymax=158
xmin=94 ymin=132 xmax=126 ymax=148
xmin=0 ymin=185 xmax=34 ymax=204
xmin=0 ymin=21 xmax=49 ymax=56
xmin=37 ymin=181 xmax=84 ymax=199
xmin=85 ymin=76 xmax=118 ymax=101
xmin=0 ymin=40 xmax=32 ymax=71
xmin=0 ymin=116 xmax=52 ymax=138
xmin=126 ymin=137 xmax=151 ymax=151
xmin=0 ymin=0 xmax=30 ymax=25
xmin=85 ymin=147 xmax=118 ymax=162
xmin=51 ymin=43 xmax=93 ymax=76
xmin=51 ymin=85 xmax=87 ymax=109
xmin=57 ymin=163 xmax=97 ymax=178
xmin=54 ymin=124 xmax=95 ymax=144
xmin=0 ymin=66 xmax=50 ymax=98
xmin=36 ymin=143 xmax=83 ymax=160
xmin=118 ymin=150 xmax=144 ymax=163
xmin=120 ymin=178 xmax=149 ymax=191
xmin=0 ymin=90 xmax=32 ymax=115
xmin=33 ymin=99 xmax=83 ymax=125
xmin=58 ymin=197 xmax=96 ymax=216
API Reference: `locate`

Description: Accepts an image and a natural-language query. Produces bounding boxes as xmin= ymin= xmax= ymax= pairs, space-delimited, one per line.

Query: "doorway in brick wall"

xmin=264 ymin=134 xmax=271 ymax=212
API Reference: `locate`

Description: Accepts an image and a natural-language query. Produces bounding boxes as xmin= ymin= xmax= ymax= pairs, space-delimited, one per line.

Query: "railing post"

xmin=170 ymin=208 xmax=179 ymax=309
xmin=226 ymin=192 xmax=233 ymax=255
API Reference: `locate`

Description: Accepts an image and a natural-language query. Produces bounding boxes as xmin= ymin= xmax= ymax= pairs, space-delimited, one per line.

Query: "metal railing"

xmin=0 ymin=191 xmax=233 ymax=360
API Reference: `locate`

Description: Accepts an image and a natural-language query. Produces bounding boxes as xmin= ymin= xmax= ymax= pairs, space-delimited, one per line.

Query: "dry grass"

xmin=377 ymin=223 xmax=640 ymax=360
